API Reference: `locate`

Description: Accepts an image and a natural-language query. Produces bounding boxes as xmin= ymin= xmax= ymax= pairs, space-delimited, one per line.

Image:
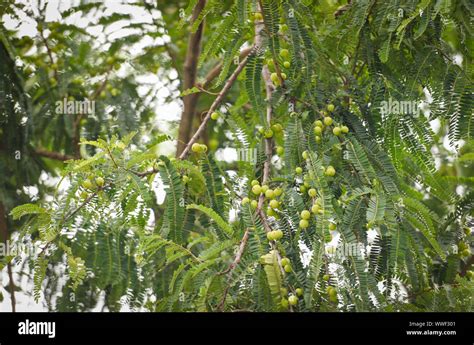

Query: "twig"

xmin=178 ymin=46 xmax=255 ymax=159
xmin=34 ymin=148 xmax=73 ymax=161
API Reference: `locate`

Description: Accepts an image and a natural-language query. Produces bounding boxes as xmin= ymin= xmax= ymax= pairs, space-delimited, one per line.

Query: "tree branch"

xmin=34 ymin=148 xmax=73 ymax=161
xmin=176 ymin=0 xmax=207 ymax=157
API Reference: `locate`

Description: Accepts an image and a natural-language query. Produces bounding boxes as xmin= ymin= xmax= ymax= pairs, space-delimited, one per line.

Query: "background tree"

xmin=1 ymin=0 xmax=473 ymax=311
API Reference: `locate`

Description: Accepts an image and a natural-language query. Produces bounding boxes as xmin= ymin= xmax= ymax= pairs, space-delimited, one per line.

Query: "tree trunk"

xmin=0 ymin=202 xmax=16 ymax=312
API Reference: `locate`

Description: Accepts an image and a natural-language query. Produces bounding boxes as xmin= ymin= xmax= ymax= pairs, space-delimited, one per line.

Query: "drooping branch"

xmin=176 ymin=0 xmax=207 ymax=157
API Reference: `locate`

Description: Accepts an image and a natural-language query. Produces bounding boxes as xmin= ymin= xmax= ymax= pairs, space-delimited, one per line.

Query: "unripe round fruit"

xmin=327 ymin=104 xmax=335 ymax=112
xmin=82 ymin=180 xmax=94 ymax=189
xmin=210 ymin=112 xmax=219 ymax=120
xmin=251 ymin=180 xmax=260 ymax=186
xmin=252 ymin=185 xmax=262 ymax=195
xmin=258 ymin=127 xmax=265 ymax=134
xmin=267 ymin=232 xmax=275 ymax=241
xmin=265 ymin=189 xmax=275 ymax=199
xmin=274 ymin=230 xmax=283 ymax=240
xmin=242 ymin=197 xmax=250 ymax=205
xmin=308 ymin=188 xmax=317 ymax=197
xmin=295 ymin=288 xmax=303 ymax=297
xmin=200 ymin=144 xmax=208 ymax=153
xmin=280 ymin=24 xmax=288 ymax=33
xmin=99 ymin=90 xmax=107 ymax=99
xmin=182 ymin=175 xmax=190 ymax=184
xmin=281 ymin=287 xmax=288 ymax=295
xmin=333 ymin=127 xmax=342 ymax=136
xmin=315 ymin=136 xmax=321 ymax=143
xmin=288 ymin=295 xmax=298 ymax=305
xmin=299 ymin=219 xmax=309 ymax=229
xmin=209 ymin=138 xmax=219 ymax=150
xmin=270 ymin=199 xmax=279 ymax=209
xmin=461 ymin=249 xmax=470 ymax=257
xmin=323 ymin=117 xmax=333 ymax=126
xmin=284 ymin=264 xmax=292 ymax=273
xmin=254 ymin=12 xmax=263 ymax=21
xmin=314 ymin=126 xmax=322 ymax=135
xmin=80 ymin=191 xmax=89 ymax=199
xmin=464 ymin=227 xmax=471 ymax=236
xmin=261 ymin=185 xmax=269 ymax=193
xmin=280 ymin=49 xmax=289 ymax=58
xmin=281 ymin=298 xmax=289 ymax=308
xmin=251 ymin=200 xmax=258 ymax=209
xmin=271 ymin=123 xmax=283 ymax=132
xmin=315 ymin=120 xmax=323 ymax=127
xmin=267 ymin=59 xmax=275 ymax=67
xmin=267 ymin=208 xmax=276 ymax=217
xmin=283 ymin=61 xmax=291 ymax=68
xmin=281 ymin=258 xmax=290 ymax=266
xmin=325 ymin=166 xmax=336 ymax=177
xmin=274 ymin=188 xmax=283 ymax=197
xmin=329 ymin=293 xmax=338 ymax=303
xmin=329 ymin=222 xmax=337 ymax=231
xmin=191 ymin=143 xmax=201 ymax=153
xmin=299 ymin=185 xmax=307 ymax=194
xmin=264 ymin=129 xmax=274 ymax=138
xmin=280 ymin=73 xmax=287 ymax=80
xmin=95 ymin=176 xmax=105 ymax=187
xmin=111 ymin=88 xmax=119 ymax=97
xmin=341 ymin=125 xmax=349 ymax=134
xmin=323 ymin=274 xmax=330 ymax=281
xmin=106 ymin=56 xmax=115 ymax=65
xmin=270 ymin=73 xmax=279 ymax=83
xmin=302 ymin=151 xmax=309 ymax=160
xmin=301 ymin=210 xmax=311 ymax=220
xmin=311 ymin=204 xmax=320 ymax=214
xmin=467 ymin=271 xmax=474 ymax=279
xmin=276 ymin=146 xmax=284 ymax=155
xmin=295 ymin=167 xmax=303 ymax=174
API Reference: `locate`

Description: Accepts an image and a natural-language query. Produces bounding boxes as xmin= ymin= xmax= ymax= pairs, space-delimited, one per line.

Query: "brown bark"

xmin=176 ymin=0 xmax=207 ymax=157
xmin=35 ymin=148 xmax=74 ymax=161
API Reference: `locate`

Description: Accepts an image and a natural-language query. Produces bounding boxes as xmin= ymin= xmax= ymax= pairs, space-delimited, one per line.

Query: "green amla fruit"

xmin=300 ymin=210 xmax=311 ymax=220
xmin=299 ymin=219 xmax=309 ymax=229
xmin=299 ymin=185 xmax=307 ymax=194
xmin=327 ymin=104 xmax=335 ymax=112
xmin=281 ymin=287 xmax=288 ymax=295
xmin=267 ymin=207 xmax=276 ymax=217
xmin=295 ymin=288 xmax=303 ymax=297
xmin=276 ymin=146 xmax=284 ymax=155
xmin=281 ymin=298 xmax=289 ymax=308
xmin=264 ymin=129 xmax=274 ymax=138
xmin=281 ymin=258 xmax=290 ymax=266
xmin=341 ymin=125 xmax=349 ymax=134
xmin=270 ymin=73 xmax=279 ymax=83
xmin=280 ymin=49 xmax=289 ymax=58
xmin=302 ymin=151 xmax=309 ymax=160
xmin=265 ymin=189 xmax=275 ymax=199
xmin=333 ymin=127 xmax=342 ymax=136
xmin=295 ymin=167 xmax=303 ymax=174
xmin=280 ymin=24 xmax=288 ymax=33
xmin=323 ymin=116 xmax=333 ymax=126
xmin=329 ymin=222 xmax=337 ymax=231
xmin=269 ymin=199 xmax=279 ymax=209
xmin=311 ymin=204 xmax=320 ymax=214
xmin=252 ymin=185 xmax=262 ymax=195
xmin=308 ymin=188 xmax=317 ymax=197
xmin=250 ymin=200 xmax=258 ymax=209
xmin=271 ymin=123 xmax=283 ymax=132
xmin=80 ymin=191 xmax=89 ymax=199
xmin=283 ymin=61 xmax=291 ymax=68
xmin=288 ymin=295 xmax=298 ymax=305
xmin=280 ymin=72 xmax=287 ymax=80
xmin=95 ymin=176 xmax=105 ymax=187
xmin=210 ymin=112 xmax=219 ymax=120
xmin=241 ymin=197 xmax=250 ymax=205
xmin=82 ymin=180 xmax=94 ymax=189
xmin=191 ymin=143 xmax=207 ymax=153
xmin=251 ymin=180 xmax=260 ymax=186
xmin=323 ymin=274 xmax=330 ymax=281
xmin=314 ymin=126 xmax=323 ymax=135
xmin=274 ymin=188 xmax=283 ymax=197
xmin=466 ymin=271 xmax=474 ymax=279
xmin=325 ymin=166 xmax=336 ymax=177
xmin=261 ymin=185 xmax=269 ymax=193
xmin=254 ymin=12 xmax=263 ymax=21
xmin=284 ymin=264 xmax=292 ymax=273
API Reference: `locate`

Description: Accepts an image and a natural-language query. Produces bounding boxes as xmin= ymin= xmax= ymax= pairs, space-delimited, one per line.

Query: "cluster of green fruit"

xmin=268 ymin=48 xmax=291 ymax=87
xmin=79 ymin=175 xmax=105 ymax=199
xmin=257 ymin=122 xmax=284 ymax=139
xmin=458 ymin=241 xmax=471 ymax=258
xmin=242 ymin=180 xmax=284 ymax=216
xmin=280 ymin=285 xmax=303 ymax=308
xmin=313 ymin=104 xmax=349 ymax=142
xmin=191 ymin=143 xmax=208 ymax=154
